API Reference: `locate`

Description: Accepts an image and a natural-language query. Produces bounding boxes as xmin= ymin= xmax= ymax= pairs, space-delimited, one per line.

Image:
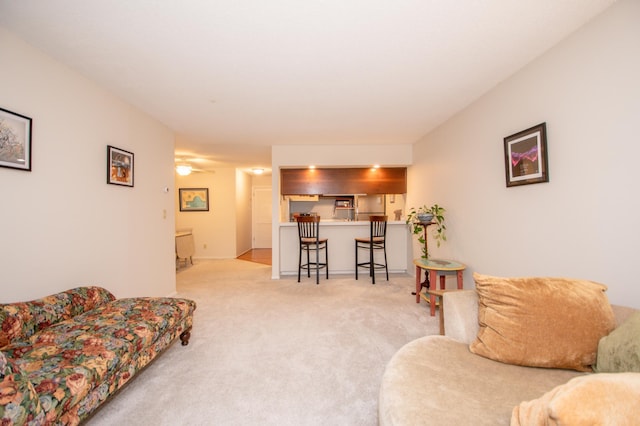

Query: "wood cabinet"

xmin=280 ymin=167 xmax=406 ymax=195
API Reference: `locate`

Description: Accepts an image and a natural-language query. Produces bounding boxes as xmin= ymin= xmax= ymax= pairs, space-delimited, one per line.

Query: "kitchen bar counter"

xmin=279 ymin=220 xmax=410 ymax=276
xmin=281 ymin=219 xmax=406 ymax=226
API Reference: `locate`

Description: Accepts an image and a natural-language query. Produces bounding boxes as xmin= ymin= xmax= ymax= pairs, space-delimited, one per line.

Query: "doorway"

xmin=252 ymin=186 xmax=272 ymax=248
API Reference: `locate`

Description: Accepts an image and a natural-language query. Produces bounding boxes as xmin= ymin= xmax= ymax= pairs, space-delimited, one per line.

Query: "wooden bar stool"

xmin=296 ymin=215 xmax=328 ymax=284
xmin=355 ymin=215 xmax=388 ymax=284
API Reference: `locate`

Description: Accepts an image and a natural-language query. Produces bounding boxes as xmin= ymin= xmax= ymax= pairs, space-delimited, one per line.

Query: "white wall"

xmin=0 ymin=28 xmax=176 ymax=302
xmin=408 ymin=0 xmax=640 ymax=308
xmin=273 ymin=144 xmax=413 ymax=169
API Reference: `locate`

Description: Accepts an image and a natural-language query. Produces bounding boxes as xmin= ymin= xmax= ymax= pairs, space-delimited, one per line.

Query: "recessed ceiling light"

xmin=252 ymin=168 xmax=264 ymax=175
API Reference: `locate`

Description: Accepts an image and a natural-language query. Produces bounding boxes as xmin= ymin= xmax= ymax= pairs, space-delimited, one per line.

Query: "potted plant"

xmin=406 ymin=204 xmax=446 ymax=259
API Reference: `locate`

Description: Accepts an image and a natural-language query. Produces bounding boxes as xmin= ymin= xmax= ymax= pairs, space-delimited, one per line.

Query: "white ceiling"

xmin=0 ymin=0 xmax=615 ymax=173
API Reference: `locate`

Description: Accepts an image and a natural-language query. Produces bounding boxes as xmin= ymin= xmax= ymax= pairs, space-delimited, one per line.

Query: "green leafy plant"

xmin=406 ymin=204 xmax=447 ymax=259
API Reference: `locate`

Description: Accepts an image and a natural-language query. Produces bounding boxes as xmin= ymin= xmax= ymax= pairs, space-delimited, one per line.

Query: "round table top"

xmin=413 ymin=258 xmax=466 ymax=271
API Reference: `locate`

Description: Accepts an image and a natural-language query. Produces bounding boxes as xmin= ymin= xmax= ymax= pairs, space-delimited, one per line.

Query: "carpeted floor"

xmin=86 ymin=259 xmax=438 ymax=426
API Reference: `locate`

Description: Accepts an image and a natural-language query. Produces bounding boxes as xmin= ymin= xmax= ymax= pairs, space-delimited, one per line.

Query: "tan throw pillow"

xmin=511 ymin=372 xmax=640 ymax=426
xmin=470 ymin=273 xmax=615 ymax=372
xmin=596 ymin=311 xmax=640 ymax=373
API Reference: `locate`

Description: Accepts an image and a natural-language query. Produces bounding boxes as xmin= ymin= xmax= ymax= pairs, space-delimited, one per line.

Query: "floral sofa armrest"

xmin=0 ymin=350 xmax=45 ymax=425
xmin=0 ymin=286 xmax=115 ymax=348
xmin=442 ymin=289 xmax=479 ymax=344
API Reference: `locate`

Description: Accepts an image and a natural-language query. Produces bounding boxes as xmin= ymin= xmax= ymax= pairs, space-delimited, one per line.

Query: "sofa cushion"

xmin=0 ymin=287 xmax=115 ymax=348
xmin=0 ymin=351 xmax=45 ymax=425
xmin=511 ymin=372 xmax=640 ymax=425
xmin=596 ymin=311 xmax=640 ymax=373
xmin=379 ymin=335 xmax=583 ymax=426
xmin=470 ymin=273 xmax=615 ymax=372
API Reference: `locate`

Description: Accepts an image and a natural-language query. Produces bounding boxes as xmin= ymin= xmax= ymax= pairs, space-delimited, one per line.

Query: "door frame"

xmin=252 ymin=186 xmax=272 ymax=248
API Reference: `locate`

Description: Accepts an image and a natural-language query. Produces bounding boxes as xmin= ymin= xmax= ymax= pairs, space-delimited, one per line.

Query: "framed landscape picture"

xmin=0 ymin=107 xmax=32 ymax=171
xmin=179 ymin=188 xmax=209 ymax=212
xmin=107 ymin=145 xmax=134 ymax=187
xmin=503 ymin=122 xmax=549 ymax=187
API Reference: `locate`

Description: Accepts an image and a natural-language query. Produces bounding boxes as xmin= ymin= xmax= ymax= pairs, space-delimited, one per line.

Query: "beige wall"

xmin=408 ymin=0 xmax=640 ymax=307
xmin=174 ymin=167 xmax=255 ymax=259
xmin=0 ymin=28 xmax=176 ymax=302
xmin=235 ymin=169 xmax=253 ymax=256
xmin=175 ymin=168 xmax=236 ymax=258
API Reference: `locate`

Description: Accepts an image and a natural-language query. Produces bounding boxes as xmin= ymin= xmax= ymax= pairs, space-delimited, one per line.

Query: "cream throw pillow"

xmin=470 ymin=273 xmax=615 ymax=372
xmin=511 ymin=372 xmax=640 ymax=426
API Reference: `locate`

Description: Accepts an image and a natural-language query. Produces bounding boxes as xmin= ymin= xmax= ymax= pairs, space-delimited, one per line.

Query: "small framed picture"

xmin=504 ymin=122 xmax=549 ymax=187
xmin=179 ymin=188 xmax=209 ymax=212
xmin=0 ymin=107 xmax=32 ymax=171
xmin=107 ymin=145 xmax=134 ymax=187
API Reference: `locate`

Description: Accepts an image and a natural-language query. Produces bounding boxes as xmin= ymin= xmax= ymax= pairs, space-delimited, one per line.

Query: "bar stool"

xmin=296 ymin=215 xmax=329 ymax=284
xmin=355 ymin=215 xmax=388 ymax=284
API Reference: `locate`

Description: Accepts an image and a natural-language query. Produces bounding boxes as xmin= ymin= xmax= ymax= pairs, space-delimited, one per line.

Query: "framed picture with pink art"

xmin=179 ymin=188 xmax=209 ymax=212
xmin=0 ymin=107 xmax=32 ymax=171
xmin=107 ymin=145 xmax=134 ymax=187
xmin=504 ymin=122 xmax=549 ymax=187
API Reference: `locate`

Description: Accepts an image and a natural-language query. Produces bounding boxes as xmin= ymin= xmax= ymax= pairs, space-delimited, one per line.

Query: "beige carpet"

xmin=86 ymin=259 xmax=439 ymax=425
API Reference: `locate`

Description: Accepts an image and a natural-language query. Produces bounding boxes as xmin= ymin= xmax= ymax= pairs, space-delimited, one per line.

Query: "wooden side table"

xmin=413 ymin=258 xmax=466 ymax=316
xmin=423 ymin=289 xmax=452 ymax=335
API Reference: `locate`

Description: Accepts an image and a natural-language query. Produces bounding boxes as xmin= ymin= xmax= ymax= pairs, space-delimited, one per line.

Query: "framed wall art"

xmin=107 ymin=145 xmax=134 ymax=187
xmin=503 ymin=122 xmax=549 ymax=187
xmin=0 ymin=107 xmax=32 ymax=171
xmin=179 ymin=188 xmax=209 ymax=212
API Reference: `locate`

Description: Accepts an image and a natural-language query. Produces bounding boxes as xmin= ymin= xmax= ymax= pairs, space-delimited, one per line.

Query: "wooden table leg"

xmin=425 ymin=289 xmax=448 ymax=331
xmin=438 ymin=297 xmax=445 ymax=335
xmin=429 ymin=270 xmax=437 ymax=316
xmin=439 ymin=275 xmax=446 ymax=290
xmin=456 ymin=270 xmax=463 ymax=289
xmin=415 ymin=265 xmax=422 ymax=303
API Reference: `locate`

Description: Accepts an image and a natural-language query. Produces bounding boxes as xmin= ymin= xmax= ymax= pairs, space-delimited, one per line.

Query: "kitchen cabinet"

xmin=280 ymin=167 xmax=406 ymax=195
xmin=288 ymin=195 xmax=319 ymax=201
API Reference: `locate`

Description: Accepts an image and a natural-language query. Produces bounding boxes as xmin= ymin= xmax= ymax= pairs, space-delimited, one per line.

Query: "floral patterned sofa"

xmin=0 ymin=286 xmax=196 ymax=425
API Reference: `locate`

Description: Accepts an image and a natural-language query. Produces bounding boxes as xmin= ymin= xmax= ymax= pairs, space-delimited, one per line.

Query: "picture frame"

xmin=107 ymin=145 xmax=134 ymax=187
xmin=0 ymin=107 xmax=32 ymax=171
xmin=503 ymin=122 xmax=549 ymax=187
xmin=179 ymin=188 xmax=209 ymax=212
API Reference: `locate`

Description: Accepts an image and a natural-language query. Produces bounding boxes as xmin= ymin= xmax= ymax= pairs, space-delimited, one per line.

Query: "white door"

xmin=253 ymin=187 xmax=272 ymax=248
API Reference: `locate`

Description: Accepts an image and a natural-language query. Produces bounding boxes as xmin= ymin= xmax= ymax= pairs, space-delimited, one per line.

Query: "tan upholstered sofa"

xmin=379 ymin=275 xmax=640 ymax=426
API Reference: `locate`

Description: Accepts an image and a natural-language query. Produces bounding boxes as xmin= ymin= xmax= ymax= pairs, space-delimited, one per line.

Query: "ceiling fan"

xmin=174 ymin=159 xmax=214 ymax=176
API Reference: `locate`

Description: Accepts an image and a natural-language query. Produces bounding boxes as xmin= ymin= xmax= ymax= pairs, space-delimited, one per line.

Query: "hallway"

xmin=237 ymin=248 xmax=272 ymax=266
